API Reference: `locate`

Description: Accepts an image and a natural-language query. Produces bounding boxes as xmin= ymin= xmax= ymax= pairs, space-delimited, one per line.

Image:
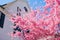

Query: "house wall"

xmin=0 ymin=0 xmax=31 ymax=40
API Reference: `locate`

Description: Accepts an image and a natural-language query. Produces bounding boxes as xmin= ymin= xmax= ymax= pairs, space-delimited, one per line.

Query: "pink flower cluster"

xmin=10 ymin=0 xmax=60 ymax=40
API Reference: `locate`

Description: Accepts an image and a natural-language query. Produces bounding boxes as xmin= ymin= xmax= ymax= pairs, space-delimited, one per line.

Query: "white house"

xmin=0 ymin=0 xmax=31 ymax=40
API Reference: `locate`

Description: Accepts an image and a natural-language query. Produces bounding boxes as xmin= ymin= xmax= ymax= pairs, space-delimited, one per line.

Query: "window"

xmin=0 ymin=11 xmax=5 ymax=28
xmin=24 ymin=7 xmax=28 ymax=12
xmin=17 ymin=7 xmax=21 ymax=16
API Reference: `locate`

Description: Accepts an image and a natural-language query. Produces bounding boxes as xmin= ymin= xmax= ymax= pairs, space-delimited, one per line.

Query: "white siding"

xmin=0 ymin=0 xmax=30 ymax=40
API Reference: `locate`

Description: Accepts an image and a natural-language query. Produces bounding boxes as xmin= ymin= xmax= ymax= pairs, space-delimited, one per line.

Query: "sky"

xmin=0 ymin=0 xmax=46 ymax=10
xmin=0 ymin=0 xmax=14 ymax=5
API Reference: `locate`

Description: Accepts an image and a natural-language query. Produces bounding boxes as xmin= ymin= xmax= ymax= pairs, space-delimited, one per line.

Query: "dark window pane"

xmin=24 ymin=7 xmax=28 ymax=12
xmin=0 ymin=11 xmax=5 ymax=28
xmin=17 ymin=7 xmax=21 ymax=16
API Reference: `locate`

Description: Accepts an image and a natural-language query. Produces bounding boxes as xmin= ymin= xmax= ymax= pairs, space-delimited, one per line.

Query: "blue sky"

xmin=0 ymin=0 xmax=46 ymax=10
xmin=28 ymin=0 xmax=46 ymax=10
xmin=0 ymin=0 xmax=14 ymax=5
